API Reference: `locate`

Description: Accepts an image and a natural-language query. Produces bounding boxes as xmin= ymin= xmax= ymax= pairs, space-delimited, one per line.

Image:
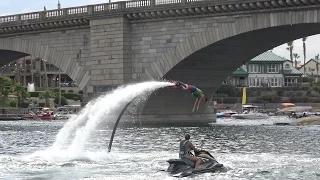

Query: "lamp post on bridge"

xmin=42 ymin=59 xmax=49 ymax=89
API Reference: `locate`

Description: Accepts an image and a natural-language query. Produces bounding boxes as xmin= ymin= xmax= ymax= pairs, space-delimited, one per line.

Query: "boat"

xmin=273 ymin=105 xmax=319 ymax=125
xmin=53 ymin=105 xmax=81 ymax=120
xmin=23 ymin=112 xmax=52 ymax=120
xmin=216 ymin=110 xmax=238 ymax=118
xmin=215 ymin=105 xmax=237 ymax=118
xmin=53 ymin=111 xmax=76 ymax=120
xmin=231 ymin=105 xmax=269 ymax=119
xmin=274 ymin=115 xmax=320 ymax=126
xmin=231 ymin=111 xmax=269 ymax=119
xmin=166 ymin=150 xmax=224 ymax=177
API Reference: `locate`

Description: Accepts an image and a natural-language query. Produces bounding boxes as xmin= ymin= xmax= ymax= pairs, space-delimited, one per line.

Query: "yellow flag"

xmin=242 ymin=87 xmax=246 ymax=105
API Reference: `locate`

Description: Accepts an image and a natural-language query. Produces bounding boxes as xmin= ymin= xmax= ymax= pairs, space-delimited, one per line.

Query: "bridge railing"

xmin=0 ymin=0 xmax=213 ymax=24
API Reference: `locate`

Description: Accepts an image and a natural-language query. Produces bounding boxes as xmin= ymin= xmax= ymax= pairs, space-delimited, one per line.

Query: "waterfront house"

xmin=298 ymin=58 xmax=320 ymax=77
xmin=230 ymin=51 xmax=303 ymax=87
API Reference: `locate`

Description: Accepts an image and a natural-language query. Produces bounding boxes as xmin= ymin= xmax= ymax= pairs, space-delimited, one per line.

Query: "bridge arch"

xmin=0 ymin=38 xmax=90 ymax=90
xmin=143 ymin=9 xmax=320 ymax=89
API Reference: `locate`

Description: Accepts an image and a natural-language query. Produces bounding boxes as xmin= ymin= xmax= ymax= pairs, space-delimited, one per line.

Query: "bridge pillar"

xmin=134 ymin=87 xmax=216 ymax=126
xmin=88 ymin=16 xmax=132 ymax=93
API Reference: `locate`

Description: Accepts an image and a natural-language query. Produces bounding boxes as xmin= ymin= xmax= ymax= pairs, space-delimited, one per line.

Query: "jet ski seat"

xmin=167 ymin=158 xmax=195 ymax=168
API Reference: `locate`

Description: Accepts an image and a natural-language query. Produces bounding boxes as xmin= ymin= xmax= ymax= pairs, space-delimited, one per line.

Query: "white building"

xmin=230 ymin=51 xmax=302 ymax=87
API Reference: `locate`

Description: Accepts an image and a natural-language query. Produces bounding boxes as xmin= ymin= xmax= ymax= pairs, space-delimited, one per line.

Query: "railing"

xmin=0 ymin=16 xmax=16 ymax=23
xmin=0 ymin=0 xmax=210 ymax=24
xmin=67 ymin=6 xmax=88 ymax=15
xmin=127 ymin=0 xmax=151 ymax=8
xmin=20 ymin=13 xmax=40 ymax=21
xmin=155 ymin=0 xmax=181 ymax=5
xmin=46 ymin=10 xmax=64 ymax=17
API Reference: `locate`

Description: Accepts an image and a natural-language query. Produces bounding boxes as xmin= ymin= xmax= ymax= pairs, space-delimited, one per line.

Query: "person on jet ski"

xmin=179 ymin=134 xmax=201 ymax=169
xmin=175 ymin=81 xmax=208 ymax=112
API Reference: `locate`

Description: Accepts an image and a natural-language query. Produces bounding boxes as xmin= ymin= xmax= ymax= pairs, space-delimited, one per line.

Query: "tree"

xmin=12 ymin=82 xmax=28 ymax=107
xmin=39 ymin=90 xmax=54 ymax=107
xmin=293 ymin=53 xmax=300 ymax=68
xmin=302 ymin=37 xmax=307 ymax=75
xmin=0 ymin=76 xmax=14 ymax=104
xmin=54 ymin=96 xmax=68 ymax=106
xmin=0 ymin=76 xmax=14 ymax=98
xmin=316 ymin=54 xmax=320 ymax=83
xmin=286 ymin=41 xmax=294 ymax=63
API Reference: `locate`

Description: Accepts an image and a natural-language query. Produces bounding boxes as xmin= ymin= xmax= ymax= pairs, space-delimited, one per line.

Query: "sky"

xmin=1 ymin=0 xmax=320 ymax=63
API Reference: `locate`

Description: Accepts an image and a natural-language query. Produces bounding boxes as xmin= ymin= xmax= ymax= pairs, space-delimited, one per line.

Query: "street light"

xmin=42 ymin=59 xmax=48 ymax=89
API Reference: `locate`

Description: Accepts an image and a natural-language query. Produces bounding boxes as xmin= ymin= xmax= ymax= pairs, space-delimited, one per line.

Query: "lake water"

xmin=1 ymin=119 xmax=320 ymax=180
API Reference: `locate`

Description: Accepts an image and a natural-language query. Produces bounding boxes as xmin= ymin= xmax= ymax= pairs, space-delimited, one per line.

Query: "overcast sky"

xmin=1 ymin=0 xmax=320 ymax=63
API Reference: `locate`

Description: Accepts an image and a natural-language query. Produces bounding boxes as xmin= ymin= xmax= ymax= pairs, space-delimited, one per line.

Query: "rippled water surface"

xmin=1 ymin=119 xmax=320 ymax=180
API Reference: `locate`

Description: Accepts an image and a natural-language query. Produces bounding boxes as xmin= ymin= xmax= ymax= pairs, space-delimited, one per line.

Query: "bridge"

xmin=1 ymin=0 xmax=320 ymax=125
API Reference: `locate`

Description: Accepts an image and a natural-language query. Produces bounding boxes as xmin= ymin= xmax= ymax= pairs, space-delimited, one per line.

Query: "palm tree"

xmin=287 ymin=41 xmax=294 ymax=63
xmin=293 ymin=53 xmax=300 ymax=68
xmin=302 ymin=37 xmax=307 ymax=75
xmin=40 ymin=90 xmax=54 ymax=107
xmin=316 ymin=54 xmax=320 ymax=83
xmin=12 ymin=82 xmax=28 ymax=107
xmin=0 ymin=76 xmax=14 ymax=103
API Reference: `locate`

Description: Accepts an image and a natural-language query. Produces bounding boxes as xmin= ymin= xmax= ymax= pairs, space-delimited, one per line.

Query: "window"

xmin=284 ymin=78 xmax=297 ymax=86
xmin=267 ymin=64 xmax=280 ymax=73
xmin=269 ymin=78 xmax=281 ymax=87
xmin=285 ymin=64 xmax=290 ymax=69
xmin=249 ymin=78 xmax=262 ymax=87
xmin=248 ymin=64 xmax=261 ymax=73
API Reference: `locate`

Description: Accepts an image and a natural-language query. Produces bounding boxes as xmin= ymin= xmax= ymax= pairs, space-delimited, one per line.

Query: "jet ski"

xmin=166 ymin=150 xmax=224 ymax=177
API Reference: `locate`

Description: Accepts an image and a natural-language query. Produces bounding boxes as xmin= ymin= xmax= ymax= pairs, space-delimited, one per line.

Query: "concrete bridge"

xmin=1 ymin=0 xmax=320 ymax=125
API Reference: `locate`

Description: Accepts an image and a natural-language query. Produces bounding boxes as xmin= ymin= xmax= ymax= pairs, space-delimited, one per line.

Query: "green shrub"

xmin=213 ymin=97 xmax=223 ymax=103
xmin=39 ymin=102 xmax=45 ymax=107
xmin=228 ymin=88 xmax=237 ymax=97
xmin=216 ymin=84 xmax=237 ymax=97
xmin=257 ymin=91 xmax=262 ymax=96
xmin=62 ymin=93 xmax=83 ymax=100
xmin=36 ymin=87 xmax=47 ymax=91
xmin=295 ymin=92 xmax=303 ymax=97
xmin=301 ymin=86 xmax=310 ymax=91
xmin=290 ymin=97 xmax=309 ymax=103
xmin=72 ymin=96 xmax=79 ymax=101
xmin=20 ymin=102 xmax=29 ymax=108
xmin=9 ymin=100 xmax=17 ymax=107
xmin=250 ymin=91 xmax=257 ymax=97
xmin=29 ymin=91 xmax=43 ymax=97
xmin=262 ymin=95 xmax=281 ymax=103
xmin=223 ymin=97 xmax=238 ymax=103
xmin=302 ymin=76 xmax=314 ymax=83
xmin=4 ymin=86 xmax=11 ymax=91
xmin=312 ymin=86 xmax=320 ymax=92
xmin=252 ymin=97 xmax=266 ymax=103
xmin=213 ymin=93 xmax=228 ymax=97
xmin=277 ymin=90 xmax=284 ymax=96
xmin=54 ymin=96 xmax=68 ymax=106
xmin=286 ymin=92 xmax=294 ymax=97
xmin=307 ymin=91 xmax=311 ymax=96
xmin=308 ymin=98 xmax=320 ymax=103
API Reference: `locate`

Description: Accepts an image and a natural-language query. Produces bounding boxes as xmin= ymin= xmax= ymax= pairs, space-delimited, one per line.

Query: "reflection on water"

xmin=1 ymin=119 xmax=320 ymax=179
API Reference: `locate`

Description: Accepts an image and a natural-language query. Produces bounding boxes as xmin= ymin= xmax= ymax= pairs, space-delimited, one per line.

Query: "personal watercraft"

xmin=166 ymin=150 xmax=224 ymax=177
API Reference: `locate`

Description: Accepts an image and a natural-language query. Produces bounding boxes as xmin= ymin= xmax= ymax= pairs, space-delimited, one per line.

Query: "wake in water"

xmin=29 ymin=81 xmax=173 ymax=159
